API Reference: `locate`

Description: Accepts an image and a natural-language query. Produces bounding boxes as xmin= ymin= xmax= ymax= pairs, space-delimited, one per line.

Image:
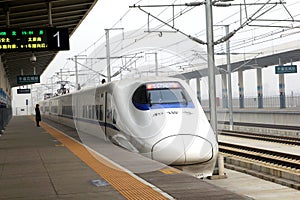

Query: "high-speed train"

xmin=40 ymin=77 xmax=218 ymax=176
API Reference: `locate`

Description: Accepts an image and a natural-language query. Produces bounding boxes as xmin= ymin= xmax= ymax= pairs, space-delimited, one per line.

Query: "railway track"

xmin=219 ymin=131 xmax=300 ymax=190
xmin=219 ymin=142 xmax=300 ymax=169
xmin=220 ymin=129 xmax=300 ymax=146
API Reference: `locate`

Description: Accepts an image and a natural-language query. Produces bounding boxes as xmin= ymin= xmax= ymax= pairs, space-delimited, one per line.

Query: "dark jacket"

xmin=35 ymin=107 xmax=41 ymax=121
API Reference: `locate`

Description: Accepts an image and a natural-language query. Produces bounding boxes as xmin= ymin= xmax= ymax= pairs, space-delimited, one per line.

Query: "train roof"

xmin=40 ymin=76 xmax=184 ymax=102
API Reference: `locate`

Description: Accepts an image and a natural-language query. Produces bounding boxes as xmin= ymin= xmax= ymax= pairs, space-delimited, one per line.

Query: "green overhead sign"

xmin=275 ymin=65 xmax=297 ymax=74
xmin=17 ymin=75 xmax=40 ymax=85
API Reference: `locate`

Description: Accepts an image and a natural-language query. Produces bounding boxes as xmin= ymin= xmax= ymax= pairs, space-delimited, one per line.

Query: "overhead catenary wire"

xmin=59 ymin=0 xmax=300 ymax=88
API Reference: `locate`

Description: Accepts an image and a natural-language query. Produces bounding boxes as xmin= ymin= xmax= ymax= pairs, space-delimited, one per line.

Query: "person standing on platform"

xmin=35 ymin=104 xmax=41 ymax=127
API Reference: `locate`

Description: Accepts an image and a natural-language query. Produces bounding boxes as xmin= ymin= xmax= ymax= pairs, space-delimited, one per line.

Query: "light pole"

xmin=105 ymin=29 xmax=111 ymax=82
xmin=206 ymin=0 xmax=227 ymax=178
xmin=225 ymin=25 xmax=234 ymax=131
xmin=105 ymin=28 xmax=124 ymax=82
xmin=145 ymin=52 xmax=159 ymax=76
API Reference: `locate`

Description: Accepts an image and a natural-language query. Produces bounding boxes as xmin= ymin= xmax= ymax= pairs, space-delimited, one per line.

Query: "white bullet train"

xmin=40 ymin=77 xmax=218 ymax=177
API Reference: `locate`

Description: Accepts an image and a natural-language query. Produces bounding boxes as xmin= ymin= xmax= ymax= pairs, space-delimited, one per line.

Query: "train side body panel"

xmin=40 ymin=77 xmax=218 ymax=177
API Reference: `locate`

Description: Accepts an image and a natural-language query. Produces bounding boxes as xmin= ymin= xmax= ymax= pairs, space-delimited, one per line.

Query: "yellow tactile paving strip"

xmin=159 ymin=168 xmax=180 ymax=175
xmin=32 ymin=118 xmax=169 ymax=200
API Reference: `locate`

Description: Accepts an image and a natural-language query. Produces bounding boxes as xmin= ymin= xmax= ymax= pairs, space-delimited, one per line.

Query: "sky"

xmin=12 ymin=0 xmax=300 ymax=113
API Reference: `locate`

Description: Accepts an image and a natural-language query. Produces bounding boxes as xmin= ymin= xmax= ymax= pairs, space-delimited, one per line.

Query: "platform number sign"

xmin=54 ymin=31 xmax=60 ymax=47
xmin=47 ymin=28 xmax=70 ymax=50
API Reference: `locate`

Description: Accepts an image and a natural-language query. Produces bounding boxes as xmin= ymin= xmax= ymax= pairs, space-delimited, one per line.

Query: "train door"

xmin=95 ymin=90 xmax=105 ymax=137
xmin=105 ymin=93 xmax=113 ymax=133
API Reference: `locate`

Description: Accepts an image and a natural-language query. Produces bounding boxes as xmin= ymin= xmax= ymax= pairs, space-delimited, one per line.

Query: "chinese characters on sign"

xmin=17 ymin=89 xmax=31 ymax=94
xmin=0 ymin=28 xmax=69 ymax=51
xmin=17 ymin=75 xmax=40 ymax=85
xmin=275 ymin=65 xmax=297 ymax=74
xmin=0 ymin=29 xmax=18 ymax=50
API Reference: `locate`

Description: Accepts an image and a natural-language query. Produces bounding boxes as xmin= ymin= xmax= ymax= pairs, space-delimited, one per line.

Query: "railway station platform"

xmin=0 ymin=116 xmax=247 ymax=200
xmin=1 ymin=116 xmax=300 ymax=199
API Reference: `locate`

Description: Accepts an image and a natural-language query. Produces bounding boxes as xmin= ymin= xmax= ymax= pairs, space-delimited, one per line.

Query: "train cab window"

xmin=132 ymin=85 xmax=147 ymax=104
xmin=149 ymin=88 xmax=186 ymax=104
xmin=132 ymin=82 xmax=194 ymax=110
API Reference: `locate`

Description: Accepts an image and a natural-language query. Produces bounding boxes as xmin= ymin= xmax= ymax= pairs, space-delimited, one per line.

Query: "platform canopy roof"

xmin=174 ymin=47 xmax=300 ymax=80
xmin=0 ymin=0 xmax=98 ymax=87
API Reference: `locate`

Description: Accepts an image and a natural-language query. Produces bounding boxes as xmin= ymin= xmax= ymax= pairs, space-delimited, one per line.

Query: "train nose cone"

xmin=151 ymin=135 xmax=213 ymax=165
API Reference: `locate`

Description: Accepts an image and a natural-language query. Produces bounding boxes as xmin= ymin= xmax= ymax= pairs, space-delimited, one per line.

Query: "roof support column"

xmin=278 ymin=58 xmax=286 ymax=109
xmin=238 ymin=70 xmax=244 ymax=108
xmin=48 ymin=2 xmax=53 ymax=27
xmin=256 ymin=68 xmax=263 ymax=108
xmin=221 ymin=73 xmax=228 ymax=108
xmin=4 ymin=4 xmax=10 ymax=27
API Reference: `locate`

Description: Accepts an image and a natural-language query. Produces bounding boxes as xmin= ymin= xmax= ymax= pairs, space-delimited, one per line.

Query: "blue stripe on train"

xmin=58 ymin=114 xmax=120 ymax=131
xmin=133 ymin=101 xmax=194 ymax=110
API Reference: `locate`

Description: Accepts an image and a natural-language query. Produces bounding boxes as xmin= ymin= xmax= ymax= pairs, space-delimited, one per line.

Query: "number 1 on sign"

xmin=53 ymin=31 xmax=60 ymax=47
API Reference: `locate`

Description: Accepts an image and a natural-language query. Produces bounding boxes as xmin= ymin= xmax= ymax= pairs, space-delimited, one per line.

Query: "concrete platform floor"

xmin=206 ymin=168 xmax=300 ymax=200
xmin=0 ymin=116 xmax=125 ymax=200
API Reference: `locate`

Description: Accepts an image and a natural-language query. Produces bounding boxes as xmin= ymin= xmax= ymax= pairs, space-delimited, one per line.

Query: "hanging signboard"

xmin=17 ymin=75 xmax=40 ymax=84
xmin=275 ymin=65 xmax=297 ymax=74
xmin=17 ymin=89 xmax=31 ymax=94
xmin=0 ymin=27 xmax=69 ymax=51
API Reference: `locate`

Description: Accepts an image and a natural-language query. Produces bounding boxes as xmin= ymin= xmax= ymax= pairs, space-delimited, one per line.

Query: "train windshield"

xmin=132 ymin=81 xmax=194 ymax=110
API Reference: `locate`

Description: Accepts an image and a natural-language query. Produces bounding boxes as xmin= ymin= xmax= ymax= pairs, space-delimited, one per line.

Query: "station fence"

xmin=0 ymin=108 xmax=12 ymax=131
xmin=201 ymin=95 xmax=300 ymax=109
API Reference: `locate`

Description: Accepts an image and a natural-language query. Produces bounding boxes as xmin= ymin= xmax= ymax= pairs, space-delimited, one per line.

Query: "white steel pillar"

xmin=238 ymin=70 xmax=244 ymax=108
xmin=278 ymin=58 xmax=286 ymax=108
xmin=206 ymin=0 xmax=225 ymax=178
xmin=225 ymin=25 xmax=233 ymax=130
xmin=256 ymin=68 xmax=263 ymax=108
xmin=221 ymin=73 xmax=228 ymax=108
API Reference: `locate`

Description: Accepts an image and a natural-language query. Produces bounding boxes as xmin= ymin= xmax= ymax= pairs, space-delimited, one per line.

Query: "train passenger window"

xmin=62 ymin=106 xmax=72 ymax=116
xmin=100 ymin=105 xmax=103 ymax=121
xmin=45 ymin=106 xmax=49 ymax=112
xmin=83 ymin=106 xmax=87 ymax=118
xmin=88 ymin=105 xmax=92 ymax=119
xmin=92 ymin=105 xmax=95 ymax=119
xmin=96 ymin=105 xmax=100 ymax=120
xmin=51 ymin=106 xmax=58 ymax=114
